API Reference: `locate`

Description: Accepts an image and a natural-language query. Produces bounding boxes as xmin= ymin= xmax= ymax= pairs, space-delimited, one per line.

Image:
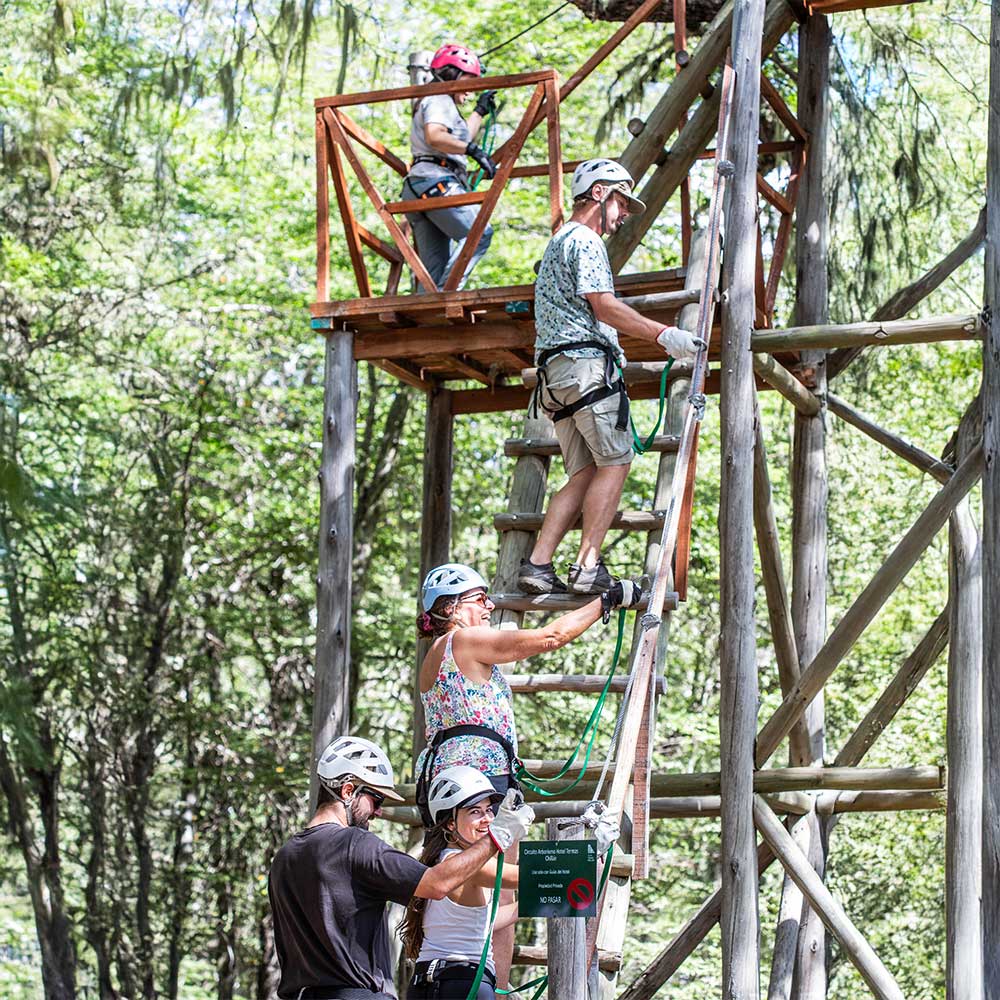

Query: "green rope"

xmin=465 ymin=851 xmax=505 ymax=1000
xmin=470 ymin=105 xmax=498 ymax=191
xmin=498 ymin=974 xmax=548 ymax=998
xmin=514 ymin=610 xmax=626 ymax=797
xmin=624 ymin=356 xmax=673 ymax=455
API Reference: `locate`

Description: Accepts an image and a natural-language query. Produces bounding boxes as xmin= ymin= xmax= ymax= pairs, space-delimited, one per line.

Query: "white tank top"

xmin=416 ymin=849 xmax=495 ymax=974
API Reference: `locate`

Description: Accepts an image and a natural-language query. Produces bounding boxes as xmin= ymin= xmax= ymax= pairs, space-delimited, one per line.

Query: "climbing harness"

xmin=416 ymin=725 xmax=520 ymax=828
xmin=530 ymin=340 xmax=630 ymax=432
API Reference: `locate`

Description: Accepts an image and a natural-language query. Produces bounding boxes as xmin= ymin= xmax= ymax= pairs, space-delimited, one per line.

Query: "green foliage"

xmin=0 ymin=0 xmax=989 ymax=997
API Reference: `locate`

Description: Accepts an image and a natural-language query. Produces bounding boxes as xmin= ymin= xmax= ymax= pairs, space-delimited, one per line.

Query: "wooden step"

xmin=506 ymin=673 xmax=667 ymax=695
xmin=495 ymin=510 xmax=664 ymax=532
xmin=514 ymin=944 xmax=621 ymax=973
xmin=492 ymin=592 xmax=679 ymax=613
xmin=504 ymin=435 xmax=681 ymax=457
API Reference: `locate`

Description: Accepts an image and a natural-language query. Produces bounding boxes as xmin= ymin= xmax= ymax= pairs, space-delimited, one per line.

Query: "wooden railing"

xmin=315 ymin=70 xmax=564 ymax=301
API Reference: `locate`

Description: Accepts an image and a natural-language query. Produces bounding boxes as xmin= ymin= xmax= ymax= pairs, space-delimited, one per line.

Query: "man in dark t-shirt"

xmin=269 ymin=735 xmax=533 ymax=1000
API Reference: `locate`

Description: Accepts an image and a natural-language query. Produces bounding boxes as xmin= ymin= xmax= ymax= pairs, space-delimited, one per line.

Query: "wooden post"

xmin=946 ymin=419 xmax=983 ymax=1000
xmin=753 ymin=797 xmax=905 ymax=1000
xmin=412 ymin=389 xmax=454 ymax=768
xmin=982 ymin=7 xmax=1000 ymax=991
xmin=310 ymin=331 xmax=356 ymax=806
xmin=719 ymin=5 xmax=765 ymax=994
xmin=546 ymin=818 xmax=587 ymax=997
xmin=787 ymin=15 xmax=830 ymax=999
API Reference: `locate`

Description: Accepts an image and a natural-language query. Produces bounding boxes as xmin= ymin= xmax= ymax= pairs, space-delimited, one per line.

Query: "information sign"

xmin=518 ymin=839 xmax=598 ymax=918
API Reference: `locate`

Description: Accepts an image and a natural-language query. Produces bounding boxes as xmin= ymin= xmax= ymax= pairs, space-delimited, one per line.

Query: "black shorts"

xmin=488 ymin=772 xmax=516 ymax=796
xmin=408 ymin=964 xmax=495 ymax=999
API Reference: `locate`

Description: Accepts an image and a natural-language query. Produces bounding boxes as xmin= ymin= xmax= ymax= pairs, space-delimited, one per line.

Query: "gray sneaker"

xmin=567 ymin=559 xmax=615 ymax=594
xmin=517 ymin=559 xmax=568 ymax=594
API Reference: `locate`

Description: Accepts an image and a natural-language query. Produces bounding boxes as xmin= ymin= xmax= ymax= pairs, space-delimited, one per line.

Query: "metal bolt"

xmin=718 ymin=160 xmax=736 ymax=178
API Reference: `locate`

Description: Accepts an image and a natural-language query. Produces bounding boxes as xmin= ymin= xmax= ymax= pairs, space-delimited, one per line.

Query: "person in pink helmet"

xmin=402 ymin=43 xmax=498 ymax=291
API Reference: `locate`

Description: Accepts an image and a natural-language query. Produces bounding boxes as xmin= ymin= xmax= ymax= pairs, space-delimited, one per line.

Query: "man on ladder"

xmin=519 ymin=158 xmax=705 ymax=596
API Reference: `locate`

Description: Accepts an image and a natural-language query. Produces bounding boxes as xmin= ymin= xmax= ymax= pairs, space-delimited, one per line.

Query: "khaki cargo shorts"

xmin=539 ymin=354 xmax=634 ymax=478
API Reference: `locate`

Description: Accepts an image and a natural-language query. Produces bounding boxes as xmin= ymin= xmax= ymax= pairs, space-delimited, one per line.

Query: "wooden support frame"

xmin=315 ymin=71 xmax=563 ymax=300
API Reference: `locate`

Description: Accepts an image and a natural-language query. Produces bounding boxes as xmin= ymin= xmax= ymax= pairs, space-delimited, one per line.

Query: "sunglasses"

xmin=358 ymin=786 xmax=386 ymax=809
xmin=459 ymin=591 xmax=491 ymax=607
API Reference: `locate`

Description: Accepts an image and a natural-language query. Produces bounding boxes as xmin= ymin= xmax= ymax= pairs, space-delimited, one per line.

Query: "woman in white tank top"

xmin=400 ymin=766 xmax=523 ymax=998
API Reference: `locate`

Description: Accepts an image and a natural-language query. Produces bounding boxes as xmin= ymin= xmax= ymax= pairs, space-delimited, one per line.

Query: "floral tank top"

xmin=416 ymin=631 xmax=518 ymax=779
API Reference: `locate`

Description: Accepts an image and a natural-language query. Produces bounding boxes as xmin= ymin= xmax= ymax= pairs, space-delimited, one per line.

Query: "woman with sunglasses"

xmin=414 ymin=561 xmax=641 ymax=989
xmin=401 ymin=766 xmax=523 ymax=998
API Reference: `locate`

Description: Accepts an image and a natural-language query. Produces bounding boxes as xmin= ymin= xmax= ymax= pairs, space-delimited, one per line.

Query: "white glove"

xmin=656 ymin=325 xmax=707 ymax=360
xmin=581 ymin=801 xmax=621 ymax=855
xmin=594 ymin=810 xmax=621 ymax=856
xmin=489 ymin=789 xmax=535 ymax=852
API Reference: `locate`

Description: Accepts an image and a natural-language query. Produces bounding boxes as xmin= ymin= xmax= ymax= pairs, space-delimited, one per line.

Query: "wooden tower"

xmin=307 ymin=0 xmax=1000 ymax=995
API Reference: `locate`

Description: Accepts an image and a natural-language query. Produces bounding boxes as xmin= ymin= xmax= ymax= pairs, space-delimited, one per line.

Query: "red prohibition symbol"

xmin=566 ymin=877 xmax=595 ymax=910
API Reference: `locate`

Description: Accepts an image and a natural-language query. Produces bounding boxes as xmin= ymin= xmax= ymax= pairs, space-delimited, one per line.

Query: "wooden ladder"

xmin=495 ymin=231 xmax=713 ymax=997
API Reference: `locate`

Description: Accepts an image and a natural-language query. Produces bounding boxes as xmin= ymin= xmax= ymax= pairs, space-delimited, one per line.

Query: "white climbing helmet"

xmin=428 ymin=765 xmax=504 ymax=825
xmin=316 ymin=735 xmax=404 ymax=801
xmin=420 ymin=562 xmax=489 ymax=612
xmin=571 ymin=158 xmax=645 ymax=214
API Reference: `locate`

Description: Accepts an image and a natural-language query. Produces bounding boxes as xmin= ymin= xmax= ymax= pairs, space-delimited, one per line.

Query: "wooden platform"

xmin=310 ymin=270 xmax=802 ymax=412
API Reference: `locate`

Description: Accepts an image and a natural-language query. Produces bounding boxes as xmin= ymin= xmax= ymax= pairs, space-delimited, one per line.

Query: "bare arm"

xmin=467 ymin=857 xmax=518 ymax=891
xmin=495 ymin=901 xmax=519 ymax=931
xmin=585 ymin=291 xmax=667 ymax=345
xmin=413 ymin=835 xmax=498 ymax=900
xmin=455 ymin=599 xmax=605 ymax=665
xmin=424 ymin=119 xmax=482 ymax=156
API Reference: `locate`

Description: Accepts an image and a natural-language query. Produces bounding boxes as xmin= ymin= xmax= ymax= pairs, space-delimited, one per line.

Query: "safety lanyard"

xmin=469 ymin=106 xmax=498 ymax=190
xmin=624 ymin=356 xmax=674 ymax=455
xmin=515 ymin=610 xmax=626 ymax=797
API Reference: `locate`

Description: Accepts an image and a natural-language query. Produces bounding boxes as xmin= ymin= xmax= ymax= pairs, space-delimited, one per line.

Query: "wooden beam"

xmin=752 ymin=353 xmax=820 ymax=414
xmin=787 ymin=23 xmax=831 ymax=993
xmin=760 ymin=71 xmax=808 ymax=142
xmin=326 ymin=129 xmax=372 ymax=298
xmin=443 ymin=82 xmax=547 ymax=291
xmin=815 ymin=789 xmax=945 ymax=815
xmin=719 ymin=13 xmax=763 ymax=992
xmin=828 ymin=206 xmax=987 ymax=380
xmin=545 ymin=76 xmax=564 ymax=234
xmin=357 ymin=224 xmax=404 ymax=263
xmin=757 ymin=171 xmax=793 ymax=215
xmin=753 ymin=313 xmax=981 ymax=352
xmin=764 ymin=143 xmax=803 ymax=315
xmin=753 ymin=796 xmax=906 ymax=1000
xmin=756 ymin=443 xmax=984 ymax=767
xmin=384 ymin=189 xmax=489 ymax=214
xmin=504 ymin=435 xmax=680 ymax=457
xmin=506 ymin=674 xmax=667 ymax=695
xmin=946 ymin=417 xmax=983 ymax=1000
xmin=984 ymin=15 xmax=1000 ymax=994
xmin=323 ymin=109 xmax=439 ymax=292
xmin=310 ymin=331 xmax=355 ymax=806
xmin=315 ymin=113 xmax=331 ymax=303
xmin=752 ymin=400 xmax=810 ymax=765
xmin=833 ymin=609 xmax=949 ymax=768
xmin=336 ymin=110 xmax=409 ymax=175
xmin=315 ymin=69 xmax=556 ymax=109
xmin=494 ymin=510 xmax=662 ymax=532
xmin=827 ymin=392 xmax=953 ymax=484
xmin=370 ymin=359 xmax=436 ymax=392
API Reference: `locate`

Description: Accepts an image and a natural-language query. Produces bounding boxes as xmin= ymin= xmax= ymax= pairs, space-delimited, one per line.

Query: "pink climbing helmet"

xmin=430 ymin=43 xmax=482 ymax=78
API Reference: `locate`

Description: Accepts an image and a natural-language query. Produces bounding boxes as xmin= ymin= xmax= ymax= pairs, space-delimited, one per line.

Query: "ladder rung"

xmin=492 ymin=592 xmax=678 ymax=613
xmin=504 ymin=435 xmax=681 ymax=457
xmin=506 ymin=674 xmax=667 ymax=695
xmin=495 ymin=510 xmax=663 ymax=532
xmin=513 ymin=945 xmax=621 ymax=973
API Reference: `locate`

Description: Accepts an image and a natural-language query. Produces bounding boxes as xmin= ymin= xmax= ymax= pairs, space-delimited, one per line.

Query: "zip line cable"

xmin=478 ymin=1 xmax=572 ymax=59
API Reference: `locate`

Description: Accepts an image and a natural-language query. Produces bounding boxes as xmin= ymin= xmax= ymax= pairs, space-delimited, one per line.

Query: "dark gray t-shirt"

xmin=409 ymin=94 xmax=469 ymax=181
xmin=269 ymin=824 xmax=426 ymax=998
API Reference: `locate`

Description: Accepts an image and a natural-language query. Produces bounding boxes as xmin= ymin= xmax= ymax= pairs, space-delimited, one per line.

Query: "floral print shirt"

xmin=416 ymin=631 xmax=518 ymax=779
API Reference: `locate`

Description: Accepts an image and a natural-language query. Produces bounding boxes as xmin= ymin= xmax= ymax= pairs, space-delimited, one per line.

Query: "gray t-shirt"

xmin=409 ymin=94 xmax=469 ymax=181
xmin=533 ymin=221 xmax=622 ymax=364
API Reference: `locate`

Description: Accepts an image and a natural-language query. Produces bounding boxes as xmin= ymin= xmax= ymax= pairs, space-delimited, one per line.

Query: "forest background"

xmin=0 ymin=0 xmax=990 ymax=997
